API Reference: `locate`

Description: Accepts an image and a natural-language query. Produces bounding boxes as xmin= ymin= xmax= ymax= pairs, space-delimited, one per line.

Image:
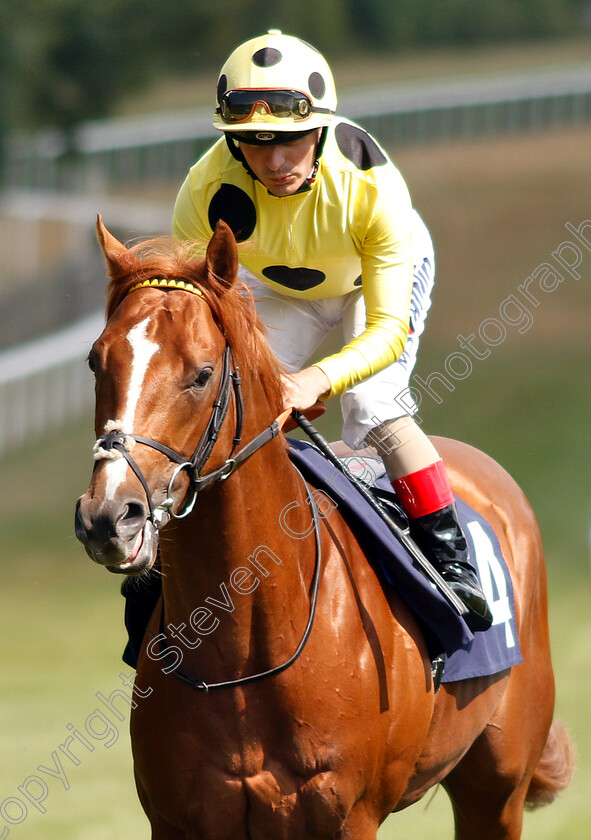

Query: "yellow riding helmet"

xmin=214 ymin=30 xmax=337 ymax=137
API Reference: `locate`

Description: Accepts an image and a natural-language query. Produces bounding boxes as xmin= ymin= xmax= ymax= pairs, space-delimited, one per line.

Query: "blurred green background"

xmin=1 ymin=1 xmax=590 ymax=837
xmin=1 ymin=0 xmax=587 ymax=134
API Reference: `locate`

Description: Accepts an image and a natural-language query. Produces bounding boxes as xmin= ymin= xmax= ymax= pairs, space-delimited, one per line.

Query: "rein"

xmin=149 ymin=466 xmax=322 ymax=692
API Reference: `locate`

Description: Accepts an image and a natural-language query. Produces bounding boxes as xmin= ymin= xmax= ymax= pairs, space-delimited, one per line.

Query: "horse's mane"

xmin=105 ymin=236 xmax=285 ymax=414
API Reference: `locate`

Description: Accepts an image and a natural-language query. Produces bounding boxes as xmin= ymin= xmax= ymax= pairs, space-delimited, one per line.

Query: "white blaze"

xmin=104 ymin=318 xmax=159 ymax=500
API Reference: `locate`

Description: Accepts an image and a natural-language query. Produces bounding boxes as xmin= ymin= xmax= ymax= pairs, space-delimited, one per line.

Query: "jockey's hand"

xmin=281 ymin=366 xmax=331 ymax=412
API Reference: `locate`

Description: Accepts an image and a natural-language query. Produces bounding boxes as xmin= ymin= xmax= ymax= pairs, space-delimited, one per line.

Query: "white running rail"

xmin=0 ymin=311 xmax=103 ymax=456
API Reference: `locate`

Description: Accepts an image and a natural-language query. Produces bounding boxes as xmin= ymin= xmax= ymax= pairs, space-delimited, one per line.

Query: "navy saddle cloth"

xmin=288 ymin=438 xmax=522 ymax=682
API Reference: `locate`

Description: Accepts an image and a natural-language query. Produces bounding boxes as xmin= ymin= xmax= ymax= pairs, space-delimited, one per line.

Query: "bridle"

xmin=94 ymin=343 xmax=284 ymax=525
xmin=92 ymin=279 xmax=323 ymax=692
xmin=93 ymin=277 xmax=288 ymax=525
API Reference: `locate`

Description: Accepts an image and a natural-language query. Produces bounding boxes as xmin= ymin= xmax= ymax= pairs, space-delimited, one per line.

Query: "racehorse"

xmin=75 ymin=217 xmax=574 ymax=839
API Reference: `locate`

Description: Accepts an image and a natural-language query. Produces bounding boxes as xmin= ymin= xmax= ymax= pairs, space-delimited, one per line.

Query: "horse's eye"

xmin=87 ymin=354 xmax=96 ymax=374
xmin=193 ymin=367 xmax=213 ymax=387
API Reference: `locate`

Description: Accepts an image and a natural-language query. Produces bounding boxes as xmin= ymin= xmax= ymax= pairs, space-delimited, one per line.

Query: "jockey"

xmin=172 ymin=30 xmax=492 ymax=633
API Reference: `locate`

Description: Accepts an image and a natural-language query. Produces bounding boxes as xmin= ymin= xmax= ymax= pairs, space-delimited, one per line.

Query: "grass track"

xmin=1 ymin=121 xmax=590 ymax=837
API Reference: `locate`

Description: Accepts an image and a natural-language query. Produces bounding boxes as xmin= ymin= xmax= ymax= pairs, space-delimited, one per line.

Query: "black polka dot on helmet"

xmin=252 ymin=47 xmax=282 ymax=68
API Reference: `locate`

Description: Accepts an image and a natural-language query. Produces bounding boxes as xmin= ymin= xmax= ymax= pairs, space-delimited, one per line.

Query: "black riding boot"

xmin=409 ymin=503 xmax=493 ymax=632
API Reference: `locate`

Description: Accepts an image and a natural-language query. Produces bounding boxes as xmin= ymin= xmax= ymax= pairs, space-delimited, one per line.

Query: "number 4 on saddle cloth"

xmin=120 ymin=438 xmax=522 ymax=684
xmin=287 ymin=438 xmax=522 ymax=683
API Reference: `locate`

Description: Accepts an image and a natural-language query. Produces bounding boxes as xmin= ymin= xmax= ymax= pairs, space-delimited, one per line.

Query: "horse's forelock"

xmin=105 ymin=237 xmax=207 ymax=319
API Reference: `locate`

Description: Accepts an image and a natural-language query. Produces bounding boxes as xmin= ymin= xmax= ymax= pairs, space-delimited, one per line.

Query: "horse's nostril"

xmin=74 ymin=497 xmax=90 ymax=542
xmin=114 ymin=500 xmax=148 ymax=539
xmin=123 ymin=502 xmax=146 ymax=523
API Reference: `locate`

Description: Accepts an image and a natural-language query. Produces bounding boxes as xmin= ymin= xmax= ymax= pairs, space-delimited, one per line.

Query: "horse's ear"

xmin=206 ymin=220 xmax=239 ymax=288
xmin=96 ymin=214 xmax=140 ymax=277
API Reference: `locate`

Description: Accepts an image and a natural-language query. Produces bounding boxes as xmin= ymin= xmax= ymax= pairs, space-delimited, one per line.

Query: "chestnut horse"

xmin=75 ymin=218 xmax=574 ymax=839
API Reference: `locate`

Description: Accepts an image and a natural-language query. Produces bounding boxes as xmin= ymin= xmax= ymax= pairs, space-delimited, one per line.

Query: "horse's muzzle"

xmin=74 ymin=494 xmax=159 ymax=575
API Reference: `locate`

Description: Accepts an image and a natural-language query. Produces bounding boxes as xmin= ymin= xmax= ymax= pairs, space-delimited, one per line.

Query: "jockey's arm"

xmin=313 ymin=213 xmax=415 ymax=400
xmin=303 ymin=155 xmax=415 ymax=399
xmin=283 ymin=235 xmax=414 ymax=411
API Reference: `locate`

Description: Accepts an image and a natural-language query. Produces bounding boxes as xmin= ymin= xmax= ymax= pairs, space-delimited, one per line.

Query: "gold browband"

xmin=129 ymin=278 xmax=205 ymax=297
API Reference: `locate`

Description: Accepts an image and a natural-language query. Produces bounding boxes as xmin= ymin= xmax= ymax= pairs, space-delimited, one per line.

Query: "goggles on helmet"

xmin=217 ymin=89 xmax=333 ymax=124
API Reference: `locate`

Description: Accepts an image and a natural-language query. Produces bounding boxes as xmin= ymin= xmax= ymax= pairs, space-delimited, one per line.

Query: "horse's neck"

xmin=160 ymin=434 xmax=315 ymax=658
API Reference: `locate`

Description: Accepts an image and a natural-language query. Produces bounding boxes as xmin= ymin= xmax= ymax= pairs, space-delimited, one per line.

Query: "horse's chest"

xmin=138 ymin=755 xmax=349 ymax=840
xmin=133 ymin=694 xmax=355 ymax=838
xmin=195 ymin=728 xmax=353 ymax=837
xmin=240 ymin=765 xmax=351 ymax=838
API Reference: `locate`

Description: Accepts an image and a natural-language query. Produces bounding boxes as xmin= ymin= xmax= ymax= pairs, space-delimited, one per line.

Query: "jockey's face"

xmin=238 ymin=130 xmax=321 ymax=196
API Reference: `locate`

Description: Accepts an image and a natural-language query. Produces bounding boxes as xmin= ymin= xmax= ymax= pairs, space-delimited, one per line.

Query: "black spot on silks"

xmin=208 ymin=185 xmax=256 ymax=243
xmin=262 ymin=265 xmax=326 ymax=291
xmin=335 ymin=122 xmax=387 ymax=171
